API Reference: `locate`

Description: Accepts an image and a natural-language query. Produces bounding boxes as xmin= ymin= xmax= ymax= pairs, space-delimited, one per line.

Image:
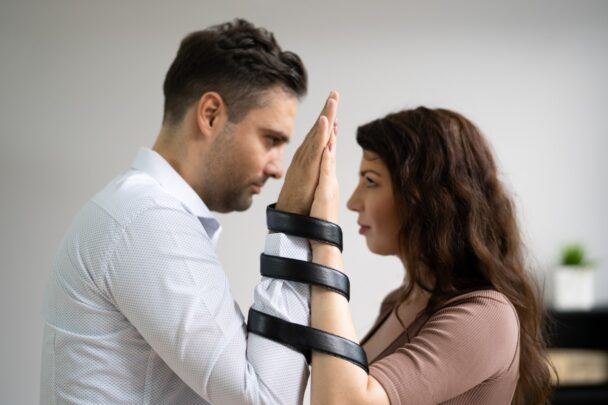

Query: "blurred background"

xmin=1 ymin=0 xmax=607 ymax=403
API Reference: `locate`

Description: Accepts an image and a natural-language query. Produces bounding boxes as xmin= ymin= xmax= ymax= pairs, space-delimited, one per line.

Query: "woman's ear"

xmin=195 ymin=92 xmax=227 ymax=140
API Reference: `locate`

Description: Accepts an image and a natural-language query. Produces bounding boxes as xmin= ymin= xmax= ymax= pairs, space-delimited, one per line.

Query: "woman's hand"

xmin=310 ymin=128 xmax=339 ymax=225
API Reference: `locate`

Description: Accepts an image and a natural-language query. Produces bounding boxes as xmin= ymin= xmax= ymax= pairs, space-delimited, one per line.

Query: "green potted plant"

xmin=553 ymin=243 xmax=595 ymax=310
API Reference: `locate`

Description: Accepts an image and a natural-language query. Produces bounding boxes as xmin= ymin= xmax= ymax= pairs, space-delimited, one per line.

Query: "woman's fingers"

xmin=312 ymin=132 xmax=339 ymax=223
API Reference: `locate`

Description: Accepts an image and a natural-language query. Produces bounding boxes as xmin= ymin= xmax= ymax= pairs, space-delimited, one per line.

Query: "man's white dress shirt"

xmin=40 ymin=148 xmax=311 ymax=404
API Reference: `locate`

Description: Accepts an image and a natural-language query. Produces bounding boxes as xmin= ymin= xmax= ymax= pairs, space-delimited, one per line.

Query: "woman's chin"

xmin=366 ymin=239 xmax=393 ymax=256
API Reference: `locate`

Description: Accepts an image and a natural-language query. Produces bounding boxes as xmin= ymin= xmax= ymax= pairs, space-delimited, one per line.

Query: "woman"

xmin=308 ymin=107 xmax=553 ymax=404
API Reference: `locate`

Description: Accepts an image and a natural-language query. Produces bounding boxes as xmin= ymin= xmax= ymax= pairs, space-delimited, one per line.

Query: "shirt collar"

xmin=131 ymin=147 xmax=222 ymax=244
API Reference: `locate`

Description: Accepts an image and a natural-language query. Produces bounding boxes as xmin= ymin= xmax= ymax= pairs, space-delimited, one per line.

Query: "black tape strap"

xmin=260 ymin=253 xmax=350 ymax=301
xmin=247 ymin=308 xmax=369 ymax=373
xmin=267 ymin=204 xmax=343 ymax=252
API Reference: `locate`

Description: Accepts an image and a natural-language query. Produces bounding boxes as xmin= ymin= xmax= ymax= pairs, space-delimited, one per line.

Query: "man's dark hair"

xmin=162 ymin=19 xmax=307 ymax=126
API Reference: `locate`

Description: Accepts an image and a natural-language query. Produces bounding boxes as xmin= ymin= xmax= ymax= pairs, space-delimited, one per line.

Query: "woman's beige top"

xmin=361 ymin=289 xmax=520 ymax=405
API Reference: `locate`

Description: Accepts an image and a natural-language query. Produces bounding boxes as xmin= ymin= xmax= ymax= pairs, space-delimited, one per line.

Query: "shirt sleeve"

xmin=369 ymin=295 xmax=519 ymax=405
xmin=106 ymin=206 xmax=311 ymax=405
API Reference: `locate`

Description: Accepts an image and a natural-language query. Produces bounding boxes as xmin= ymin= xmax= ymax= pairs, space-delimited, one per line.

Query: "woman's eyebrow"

xmin=360 ymin=169 xmax=382 ymax=177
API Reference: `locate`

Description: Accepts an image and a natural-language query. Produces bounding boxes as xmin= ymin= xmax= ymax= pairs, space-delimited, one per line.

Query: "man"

xmin=40 ymin=19 xmax=338 ymax=404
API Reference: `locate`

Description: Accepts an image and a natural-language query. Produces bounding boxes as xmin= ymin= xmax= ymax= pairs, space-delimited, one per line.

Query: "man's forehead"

xmin=250 ymin=92 xmax=298 ymax=137
xmin=257 ymin=84 xmax=298 ymax=104
xmin=250 ymin=86 xmax=298 ymax=115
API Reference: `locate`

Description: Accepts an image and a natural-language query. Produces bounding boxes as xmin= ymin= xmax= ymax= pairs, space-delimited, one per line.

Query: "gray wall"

xmin=1 ymin=1 xmax=607 ymax=403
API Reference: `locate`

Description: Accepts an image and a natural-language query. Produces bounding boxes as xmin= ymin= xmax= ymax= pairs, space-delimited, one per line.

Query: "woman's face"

xmin=347 ymin=150 xmax=400 ymax=256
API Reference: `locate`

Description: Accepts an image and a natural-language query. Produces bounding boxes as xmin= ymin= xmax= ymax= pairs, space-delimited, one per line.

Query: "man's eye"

xmin=266 ymin=136 xmax=281 ymax=147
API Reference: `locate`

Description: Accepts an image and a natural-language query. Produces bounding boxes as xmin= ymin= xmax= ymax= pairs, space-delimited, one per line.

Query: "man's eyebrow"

xmin=262 ymin=128 xmax=290 ymax=144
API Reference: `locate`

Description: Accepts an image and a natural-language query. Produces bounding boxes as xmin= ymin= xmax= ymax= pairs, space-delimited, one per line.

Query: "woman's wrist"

xmin=311 ymin=241 xmax=341 ymax=254
xmin=311 ymin=242 xmax=343 ymax=272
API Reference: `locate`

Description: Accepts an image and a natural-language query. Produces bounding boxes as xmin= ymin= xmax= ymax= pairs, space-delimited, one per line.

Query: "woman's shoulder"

xmin=426 ymin=289 xmax=520 ymax=359
xmin=418 ymin=289 xmax=521 ymax=375
xmin=441 ymin=289 xmax=515 ymax=308
xmin=433 ymin=289 xmax=519 ymax=328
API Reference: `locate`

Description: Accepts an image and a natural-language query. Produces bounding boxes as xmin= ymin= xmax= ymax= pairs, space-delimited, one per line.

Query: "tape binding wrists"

xmin=247 ymin=308 xmax=369 ymax=373
xmin=267 ymin=203 xmax=343 ymax=252
xmin=260 ymin=253 xmax=350 ymax=301
xmin=249 ymin=202 xmax=368 ymax=373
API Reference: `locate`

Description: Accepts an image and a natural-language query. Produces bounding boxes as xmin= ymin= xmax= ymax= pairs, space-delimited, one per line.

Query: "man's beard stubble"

xmin=201 ymin=125 xmax=262 ymax=213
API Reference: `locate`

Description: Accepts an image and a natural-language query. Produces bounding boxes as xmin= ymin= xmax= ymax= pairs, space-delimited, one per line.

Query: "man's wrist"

xmin=275 ymin=199 xmax=308 ymax=215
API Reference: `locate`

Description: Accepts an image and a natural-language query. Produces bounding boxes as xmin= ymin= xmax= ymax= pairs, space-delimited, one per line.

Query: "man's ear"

xmin=195 ymin=92 xmax=227 ymax=140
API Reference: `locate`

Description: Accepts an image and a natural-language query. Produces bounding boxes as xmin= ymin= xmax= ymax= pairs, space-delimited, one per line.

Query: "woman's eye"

xmin=364 ymin=176 xmax=376 ymax=187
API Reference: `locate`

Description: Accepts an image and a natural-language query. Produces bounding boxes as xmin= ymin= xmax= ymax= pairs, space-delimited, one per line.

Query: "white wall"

xmin=1 ymin=1 xmax=607 ymax=403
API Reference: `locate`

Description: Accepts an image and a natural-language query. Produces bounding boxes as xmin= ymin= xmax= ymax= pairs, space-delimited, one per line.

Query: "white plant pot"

xmin=553 ymin=266 xmax=594 ymax=310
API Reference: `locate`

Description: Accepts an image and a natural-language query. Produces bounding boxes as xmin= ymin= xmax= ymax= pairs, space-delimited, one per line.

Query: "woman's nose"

xmin=347 ymin=187 xmax=361 ymax=212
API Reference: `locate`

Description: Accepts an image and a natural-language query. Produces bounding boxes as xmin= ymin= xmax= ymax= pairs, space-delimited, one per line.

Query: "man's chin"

xmin=214 ymin=189 xmax=255 ymax=213
xmin=229 ymin=194 xmax=254 ymax=213
xmin=234 ymin=200 xmax=253 ymax=212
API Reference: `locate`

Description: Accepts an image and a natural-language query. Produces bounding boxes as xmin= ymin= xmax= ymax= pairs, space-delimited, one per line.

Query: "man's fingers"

xmin=318 ymin=92 xmax=339 ymax=138
xmin=318 ymin=90 xmax=339 ymax=122
xmin=324 ymin=91 xmax=339 ymax=128
xmin=314 ymin=115 xmax=333 ymax=155
xmin=317 ymin=115 xmax=329 ymax=146
xmin=325 ymin=97 xmax=338 ymax=129
xmin=305 ymin=99 xmax=338 ymax=153
xmin=303 ymin=91 xmax=339 ymax=144
xmin=277 ymin=95 xmax=337 ymax=215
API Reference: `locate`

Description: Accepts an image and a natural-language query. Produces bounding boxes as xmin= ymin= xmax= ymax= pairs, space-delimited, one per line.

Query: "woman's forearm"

xmin=310 ymin=245 xmax=389 ymax=405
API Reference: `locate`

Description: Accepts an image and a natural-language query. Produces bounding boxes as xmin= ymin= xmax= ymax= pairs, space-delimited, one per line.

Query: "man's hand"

xmin=276 ymin=91 xmax=339 ymax=215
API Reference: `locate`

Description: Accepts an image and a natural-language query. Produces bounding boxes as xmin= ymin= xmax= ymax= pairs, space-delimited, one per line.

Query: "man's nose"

xmin=264 ymin=158 xmax=284 ymax=179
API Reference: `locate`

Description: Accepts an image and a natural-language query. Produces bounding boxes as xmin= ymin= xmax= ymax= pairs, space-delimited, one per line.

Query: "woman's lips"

xmin=359 ymin=225 xmax=370 ymax=235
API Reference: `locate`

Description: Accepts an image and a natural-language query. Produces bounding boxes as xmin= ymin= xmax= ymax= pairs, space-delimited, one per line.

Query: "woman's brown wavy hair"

xmin=356 ymin=107 xmax=553 ymax=404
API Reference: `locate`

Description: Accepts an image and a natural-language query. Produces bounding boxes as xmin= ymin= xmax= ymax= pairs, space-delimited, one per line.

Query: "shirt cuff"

xmin=264 ymin=232 xmax=311 ymax=261
xmin=251 ymin=233 xmax=311 ymax=324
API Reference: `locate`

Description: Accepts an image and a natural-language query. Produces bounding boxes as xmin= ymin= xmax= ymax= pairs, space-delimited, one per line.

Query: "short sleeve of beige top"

xmin=362 ymin=290 xmax=520 ymax=405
